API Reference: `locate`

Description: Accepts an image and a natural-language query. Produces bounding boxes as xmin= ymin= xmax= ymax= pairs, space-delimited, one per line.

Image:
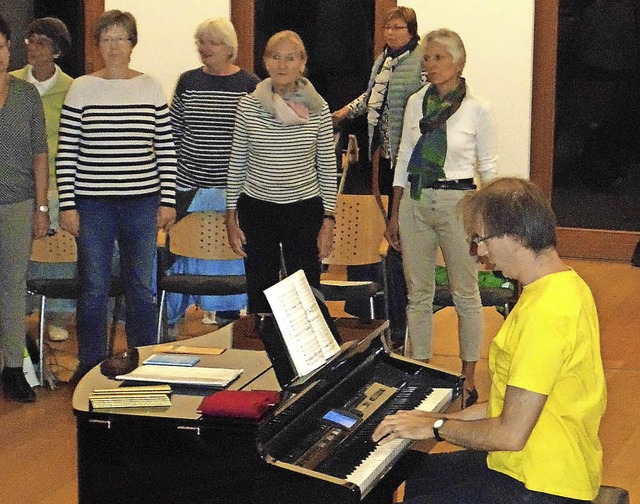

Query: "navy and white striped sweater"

xmin=55 ymin=74 xmax=177 ymax=210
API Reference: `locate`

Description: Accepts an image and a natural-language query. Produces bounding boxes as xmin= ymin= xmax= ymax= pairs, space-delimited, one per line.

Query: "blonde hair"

xmin=194 ymin=17 xmax=238 ymax=62
xmin=263 ymin=30 xmax=307 ymax=62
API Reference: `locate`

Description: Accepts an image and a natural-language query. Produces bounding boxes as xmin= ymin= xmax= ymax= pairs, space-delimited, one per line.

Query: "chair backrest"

xmin=30 ymin=230 xmax=77 ymax=263
xmin=322 ymin=194 xmax=389 ymax=266
xmin=168 ymin=212 xmax=242 ymax=260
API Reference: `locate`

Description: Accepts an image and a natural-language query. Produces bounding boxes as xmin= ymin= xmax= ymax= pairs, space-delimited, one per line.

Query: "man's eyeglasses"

xmin=469 ymin=234 xmax=499 ymax=245
xmin=384 ymin=25 xmax=408 ymax=32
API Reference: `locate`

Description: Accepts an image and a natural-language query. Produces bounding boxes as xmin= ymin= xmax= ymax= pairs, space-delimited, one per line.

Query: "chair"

xmin=156 ymin=212 xmax=247 ymax=343
xmin=432 ymin=267 xmax=521 ymax=318
xmin=27 ymin=230 xmax=124 ymax=387
xmin=321 ymin=194 xmax=389 ymax=320
xmin=593 ymin=486 xmax=629 ymax=504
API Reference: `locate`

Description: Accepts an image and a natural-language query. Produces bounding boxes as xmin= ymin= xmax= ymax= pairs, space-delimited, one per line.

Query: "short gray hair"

xmin=422 ymin=28 xmax=466 ymax=71
xmin=194 ymin=17 xmax=238 ymax=62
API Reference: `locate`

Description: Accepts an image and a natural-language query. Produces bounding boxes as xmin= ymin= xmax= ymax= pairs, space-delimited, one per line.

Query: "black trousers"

xmin=346 ymin=156 xmax=408 ymax=341
xmin=237 ymin=194 xmax=323 ymax=314
xmin=397 ymin=450 xmax=589 ymax=504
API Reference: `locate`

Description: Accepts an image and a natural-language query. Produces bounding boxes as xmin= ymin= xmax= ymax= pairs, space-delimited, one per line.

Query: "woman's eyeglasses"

xmin=25 ymin=36 xmax=53 ymax=48
xmin=384 ymin=25 xmax=408 ymax=32
xmin=99 ymin=37 xmax=130 ymax=46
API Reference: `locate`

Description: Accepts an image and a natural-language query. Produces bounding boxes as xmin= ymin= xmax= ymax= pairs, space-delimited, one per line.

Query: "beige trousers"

xmin=399 ymin=188 xmax=483 ymax=361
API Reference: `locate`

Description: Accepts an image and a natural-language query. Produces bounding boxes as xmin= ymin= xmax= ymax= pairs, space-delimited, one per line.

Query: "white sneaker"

xmin=201 ymin=311 xmax=217 ymax=325
xmin=49 ymin=325 xmax=69 ymax=342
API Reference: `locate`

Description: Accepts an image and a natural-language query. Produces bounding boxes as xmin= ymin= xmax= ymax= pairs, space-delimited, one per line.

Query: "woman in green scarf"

xmin=387 ymin=29 xmax=499 ymax=407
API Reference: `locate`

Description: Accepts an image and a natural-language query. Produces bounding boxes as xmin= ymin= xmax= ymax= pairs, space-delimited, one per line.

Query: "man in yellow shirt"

xmin=373 ymin=177 xmax=606 ymax=503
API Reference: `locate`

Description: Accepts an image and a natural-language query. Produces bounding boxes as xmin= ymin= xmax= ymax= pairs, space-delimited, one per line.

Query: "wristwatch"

xmin=433 ymin=418 xmax=446 ymax=442
xmin=37 ymin=205 xmax=49 ymax=213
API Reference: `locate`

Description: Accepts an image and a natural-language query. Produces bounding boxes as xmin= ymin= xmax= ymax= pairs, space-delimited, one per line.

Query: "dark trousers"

xmin=237 ymin=194 xmax=323 ymax=314
xmin=346 ymin=157 xmax=408 ymax=342
xmin=398 ymin=450 xmax=589 ymax=504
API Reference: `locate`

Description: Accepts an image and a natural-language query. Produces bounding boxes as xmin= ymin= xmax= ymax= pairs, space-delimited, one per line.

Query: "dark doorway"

xmin=33 ymin=0 xmax=85 ymax=77
xmin=552 ymin=0 xmax=640 ymax=231
xmin=253 ymin=0 xmax=375 ymax=194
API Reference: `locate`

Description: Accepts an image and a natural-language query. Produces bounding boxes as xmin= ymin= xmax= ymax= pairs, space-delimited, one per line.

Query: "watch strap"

xmin=433 ymin=419 xmax=446 ymax=442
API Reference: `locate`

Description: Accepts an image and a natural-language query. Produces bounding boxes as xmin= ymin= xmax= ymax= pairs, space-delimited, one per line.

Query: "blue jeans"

xmin=75 ymin=196 xmax=159 ymax=368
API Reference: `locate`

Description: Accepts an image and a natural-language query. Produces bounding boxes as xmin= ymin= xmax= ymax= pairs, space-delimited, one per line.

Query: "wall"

xmin=104 ymin=0 xmax=230 ymax=100
xmin=405 ymin=0 xmax=535 ymax=178
xmin=104 ymin=0 xmax=534 ymax=179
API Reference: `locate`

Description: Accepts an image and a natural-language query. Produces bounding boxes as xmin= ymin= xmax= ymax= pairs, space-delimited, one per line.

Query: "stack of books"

xmin=89 ymin=384 xmax=172 ymax=410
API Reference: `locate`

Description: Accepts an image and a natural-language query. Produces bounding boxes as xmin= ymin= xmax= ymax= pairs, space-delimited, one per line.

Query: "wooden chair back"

xmin=168 ymin=212 xmax=242 ymax=261
xmin=322 ymin=194 xmax=389 ymax=267
xmin=30 ymin=230 xmax=77 ymax=263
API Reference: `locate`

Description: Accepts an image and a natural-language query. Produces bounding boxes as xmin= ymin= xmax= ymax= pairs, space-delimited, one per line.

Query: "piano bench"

xmin=593 ymin=486 xmax=629 ymax=504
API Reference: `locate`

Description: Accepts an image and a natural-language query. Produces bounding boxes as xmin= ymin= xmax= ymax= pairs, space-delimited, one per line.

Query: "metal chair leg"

xmin=38 ymin=295 xmax=46 ymax=387
xmin=156 ymin=290 xmax=167 ymax=344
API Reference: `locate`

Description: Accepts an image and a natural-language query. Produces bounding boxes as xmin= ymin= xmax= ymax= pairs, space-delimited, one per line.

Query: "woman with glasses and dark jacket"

xmin=331 ymin=6 xmax=426 ymax=348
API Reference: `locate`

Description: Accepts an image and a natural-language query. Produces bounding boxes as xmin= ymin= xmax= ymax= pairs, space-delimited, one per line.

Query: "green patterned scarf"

xmin=407 ymin=78 xmax=466 ymax=199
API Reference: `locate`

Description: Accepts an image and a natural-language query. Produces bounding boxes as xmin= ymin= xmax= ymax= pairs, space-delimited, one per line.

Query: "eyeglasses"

xmin=25 ymin=36 xmax=53 ymax=48
xmin=99 ymin=37 xmax=130 ymax=46
xmin=470 ymin=234 xmax=499 ymax=245
xmin=195 ymin=39 xmax=225 ymax=47
xmin=384 ymin=25 xmax=408 ymax=32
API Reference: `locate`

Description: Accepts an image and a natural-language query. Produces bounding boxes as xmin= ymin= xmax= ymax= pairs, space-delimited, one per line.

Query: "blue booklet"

xmin=143 ymin=353 xmax=200 ymax=367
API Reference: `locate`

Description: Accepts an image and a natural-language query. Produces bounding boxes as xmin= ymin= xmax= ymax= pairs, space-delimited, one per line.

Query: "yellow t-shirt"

xmin=487 ymin=269 xmax=606 ymax=501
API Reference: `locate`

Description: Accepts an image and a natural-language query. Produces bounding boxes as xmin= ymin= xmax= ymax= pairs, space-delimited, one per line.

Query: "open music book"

xmin=263 ymin=269 xmax=342 ymax=377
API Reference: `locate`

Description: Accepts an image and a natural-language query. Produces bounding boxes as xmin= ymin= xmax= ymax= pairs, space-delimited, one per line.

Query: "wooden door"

xmin=83 ymin=0 xmax=104 ymax=73
xmin=530 ymin=0 xmax=640 ymax=261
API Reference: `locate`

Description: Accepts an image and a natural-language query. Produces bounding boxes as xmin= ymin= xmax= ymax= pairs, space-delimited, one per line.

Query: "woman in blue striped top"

xmin=56 ymin=10 xmax=177 ymax=378
xmin=226 ymin=31 xmax=337 ymax=313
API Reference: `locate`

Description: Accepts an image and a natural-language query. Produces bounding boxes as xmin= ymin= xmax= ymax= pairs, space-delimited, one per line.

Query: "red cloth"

xmin=198 ymin=390 xmax=281 ymax=420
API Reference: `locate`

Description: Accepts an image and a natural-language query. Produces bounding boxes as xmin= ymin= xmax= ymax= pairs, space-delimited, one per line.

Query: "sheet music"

xmin=264 ymin=270 xmax=341 ymax=377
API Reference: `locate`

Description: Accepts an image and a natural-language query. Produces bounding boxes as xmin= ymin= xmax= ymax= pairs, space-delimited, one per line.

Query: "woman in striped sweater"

xmin=167 ymin=17 xmax=259 ymax=331
xmin=56 ymin=10 xmax=177 ymax=378
xmin=225 ymin=31 xmax=337 ymax=313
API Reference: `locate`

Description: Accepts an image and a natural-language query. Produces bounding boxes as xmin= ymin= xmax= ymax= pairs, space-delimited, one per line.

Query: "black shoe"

xmin=1 ymin=367 xmax=36 ymax=403
xmin=465 ymin=388 xmax=479 ymax=408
